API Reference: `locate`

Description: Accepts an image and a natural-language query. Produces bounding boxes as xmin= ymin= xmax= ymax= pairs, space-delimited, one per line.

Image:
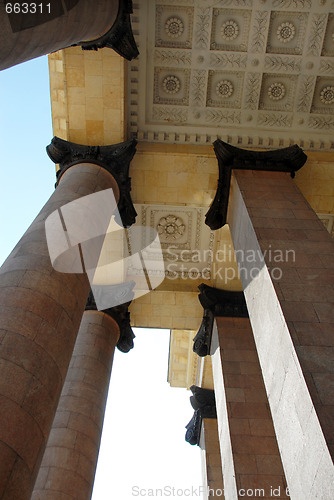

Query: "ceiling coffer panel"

xmin=128 ymin=0 xmax=334 ymax=150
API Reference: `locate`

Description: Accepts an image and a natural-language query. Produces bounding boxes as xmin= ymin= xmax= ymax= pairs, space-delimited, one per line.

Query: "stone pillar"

xmin=193 ymin=285 xmax=288 ymax=499
xmin=0 ymin=137 xmax=136 ymax=499
xmin=199 ymin=419 xmax=224 ymax=500
xmin=227 ymin=169 xmax=334 ymax=499
xmin=31 ymin=309 xmax=120 ymax=500
xmin=0 ymin=0 xmax=138 ymax=71
xmin=211 ymin=317 xmax=289 ymax=500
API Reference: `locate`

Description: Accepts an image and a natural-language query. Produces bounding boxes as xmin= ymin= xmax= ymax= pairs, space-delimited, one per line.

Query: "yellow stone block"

xmin=66 ymin=54 xmax=84 ymax=68
xmin=68 ymin=104 xmax=86 ymax=130
xmin=85 ymin=120 xmax=104 ymax=144
xmin=85 ymin=75 xmax=103 ymax=98
xmin=86 ymin=98 xmax=104 ymax=121
xmin=84 ymin=59 xmax=103 ymax=76
xmin=67 ymin=87 xmax=85 ymax=105
xmin=66 ymin=67 xmax=85 ymax=87
xmin=68 ymin=129 xmax=87 ymax=144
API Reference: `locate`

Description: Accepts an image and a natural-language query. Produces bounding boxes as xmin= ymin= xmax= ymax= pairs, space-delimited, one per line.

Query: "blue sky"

xmin=0 ymin=56 xmax=203 ymax=499
xmin=0 ymin=56 xmax=54 ymax=265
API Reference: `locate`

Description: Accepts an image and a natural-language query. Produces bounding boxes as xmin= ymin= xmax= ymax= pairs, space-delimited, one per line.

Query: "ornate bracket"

xmin=205 ymin=140 xmax=308 ymax=231
xmin=185 ymin=386 xmax=216 ymax=446
xmin=47 ymin=136 xmax=137 ymax=228
xmin=86 ymin=286 xmax=135 ymax=353
xmin=78 ymin=0 xmax=139 ymax=61
xmin=193 ymin=283 xmax=248 ymax=357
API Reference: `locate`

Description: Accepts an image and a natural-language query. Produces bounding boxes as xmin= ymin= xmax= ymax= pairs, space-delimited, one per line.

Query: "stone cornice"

xmin=78 ymin=0 xmax=139 ymax=61
xmin=205 ymin=140 xmax=308 ymax=231
xmin=193 ymin=284 xmax=248 ymax=357
xmin=46 ymin=136 xmax=137 ymax=228
xmin=185 ymin=386 xmax=216 ymax=446
xmin=86 ymin=287 xmax=135 ymax=353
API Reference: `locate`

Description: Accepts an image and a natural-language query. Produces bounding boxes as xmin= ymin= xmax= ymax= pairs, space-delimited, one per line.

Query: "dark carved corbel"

xmin=85 ymin=284 xmax=135 ymax=353
xmin=185 ymin=386 xmax=216 ymax=446
xmin=193 ymin=284 xmax=248 ymax=357
xmin=78 ymin=0 xmax=139 ymax=61
xmin=47 ymin=136 xmax=137 ymax=228
xmin=206 ymin=140 xmax=308 ymax=230
xmin=192 ymin=309 xmax=214 ymax=358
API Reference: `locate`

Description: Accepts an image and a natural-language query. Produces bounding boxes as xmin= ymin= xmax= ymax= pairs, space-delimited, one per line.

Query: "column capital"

xmin=78 ymin=0 xmax=139 ymax=60
xmin=193 ymin=284 xmax=248 ymax=357
xmin=47 ymin=136 xmax=137 ymax=228
xmin=86 ymin=288 xmax=135 ymax=353
xmin=185 ymin=386 xmax=216 ymax=446
xmin=205 ymin=140 xmax=307 ymax=230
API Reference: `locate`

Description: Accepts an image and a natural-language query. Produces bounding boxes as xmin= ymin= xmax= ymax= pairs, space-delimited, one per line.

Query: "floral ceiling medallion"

xmin=216 ymin=80 xmax=234 ymax=98
xmin=165 ymin=17 xmax=184 ymax=38
xmin=157 ymin=215 xmax=186 ymax=240
xmin=276 ymin=22 xmax=296 ymax=44
xmin=221 ymin=20 xmax=239 ymax=41
xmin=268 ymin=82 xmax=286 ymax=101
xmin=320 ymin=86 xmax=334 ymax=105
xmin=163 ymin=75 xmax=181 ymax=94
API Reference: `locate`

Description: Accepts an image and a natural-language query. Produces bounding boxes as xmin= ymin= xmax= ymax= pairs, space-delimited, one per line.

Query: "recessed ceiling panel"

xmin=128 ymin=0 xmax=334 ymax=151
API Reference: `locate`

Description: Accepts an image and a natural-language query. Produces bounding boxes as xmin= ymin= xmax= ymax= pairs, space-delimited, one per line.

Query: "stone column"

xmin=206 ymin=140 xmax=334 ymax=498
xmin=227 ymin=169 xmax=334 ymax=499
xmin=199 ymin=419 xmax=224 ymax=500
xmin=0 ymin=0 xmax=138 ymax=71
xmin=193 ymin=285 xmax=288 ymax=500
xmin=211 ymin=317 xmax=289 ymax=500
xmin=31 ymin=309 xmax=120 ymax=500
xmin=0 ymin=137 xmax=136 ymax=499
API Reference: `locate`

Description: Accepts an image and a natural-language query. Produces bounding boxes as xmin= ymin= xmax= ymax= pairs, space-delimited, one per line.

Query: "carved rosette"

xmin=47 ymin=136 xmax=138 ymax=228
xmin=268 ymin=82 xmax=286 ymax=101
xmin=221 ymin=20 xmax=239 ymax=41
xmin=205 ymin=140 xmax=307 ymax=231
xmin=157 ymin=214 xmax=185 ymax=240
xmin=165 ymin=17 xmax=184 ymax=38
xmin=216 ymin=79 xmax=234 ymax=98
xmin=193 ymin=284 xmax=249 ymax=357
xmin=320 ymin=86 xmax=334 ymax=105
xmin=276 ymin=22 xmax=296 ymax=44
xmin=86 ymin=287 xmax=136 ymax=353
xmin=185 ymin=386 xmax=217 ymax=446
xmin=163 ymin=75 xmax=181 ymax=94
xmin=78 ymin=0 xmax=139 ymax=61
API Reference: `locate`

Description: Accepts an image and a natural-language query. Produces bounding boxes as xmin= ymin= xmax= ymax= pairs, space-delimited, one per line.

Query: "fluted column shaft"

xmin=0 ymin=163 xmax=118 ymax=499
xmin=32 ymin=311 xmax=120 ymax=500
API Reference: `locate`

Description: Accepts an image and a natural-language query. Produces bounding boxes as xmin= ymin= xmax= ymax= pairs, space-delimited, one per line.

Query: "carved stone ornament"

xmin=268 ymin=82 xmax=286 ymax=101
xmin=221 ymin=20 xmax=239 ymax=41
xmin=163 ymin=75 xmax=181 ymax=94
xmin=320 ymin=86 xmax=334 ymax=105
xmin=216 ymin=79 xmax=234 ymax=98
xmin=78 ymin=0 xmax=139 ymax=61
xmin=193 ymin=309 xmax=214 ymax=357
xmin=86 ymin=286 xmax=136 ymax=353
xmin=193 ymin=283 xmax=248 ymax=357
xmin=165 ymin=17 xmax=184 ymax=38
xmin=185 ymin=385 xmax=216 ymax=446
xmin=157 ymin=214 xmax=185 ymax=240
xmin=205 ymin=140 xmax=307 ymax=231
xmin=276 ymin=22 xmax=296 ymax=44
xmin=47 ymin=136 xmax=137 ymax=228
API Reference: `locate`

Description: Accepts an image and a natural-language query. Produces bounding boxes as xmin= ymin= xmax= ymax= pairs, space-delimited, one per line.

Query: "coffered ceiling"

xmin=128 ymin=0 xmax=334 ymax=150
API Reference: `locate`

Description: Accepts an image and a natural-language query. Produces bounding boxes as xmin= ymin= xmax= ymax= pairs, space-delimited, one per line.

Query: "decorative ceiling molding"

xmin=131 ymin=204 xmax=215 ymax=282
xmin=128 ymin=0 xmax=334 ymax=150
